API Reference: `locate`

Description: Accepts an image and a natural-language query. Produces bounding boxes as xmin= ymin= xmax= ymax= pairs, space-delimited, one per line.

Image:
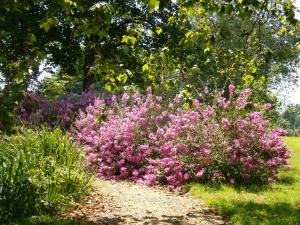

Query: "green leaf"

xmin=97 ymin=30 xmax=107 ymax=39
xmin=147 ymin=74 xmax=155 ymax=80
xmin=250 ymin=66 xmax=257 ymax=73
xmin=203 ymin=46 xmax=210 ymax=54
xmin=129 ymin=36 xmax=137 ymax=45
xmin=242 ymin=74 xmax=254 ymax=85
xmin=105 ymin=83 xmax=112 ymax=92
xmin=122 ymin=35 xmax=129 ymax=43
xmin=116 ymin=74 xmax=128 ymax=84
xmin=148 ymin=0 xmax=160 ymax=13
xmin=65 ymin=0 xmax=77 ymax=7
xmin=155 ymin=27 xmax=163 ymax=35
xmin=125 ymin=69 xmax=133 ymax=77
xmin=142 ymin=64 xmax=149 ymax=72
xmin=122 ymin=45 xmax=129 ymax=53
xmin=28 ymin=33 xmax=36 ymax=43
xmin=185 ymin=31 xmax=193 ymax=39
xmin=278 ymin=27 xmax=287 ymax=36
xmin=165 ymin=79 xmax=175 ymax=89
xmin=121 ymin=35 xmax=137 ymax=45
xmin=15 ymin=73 xmax=24 ymax=84
xmin=183 ymin=102 xmax=190 ymax=110
xmin=40 ymin=18 xmax=57 ymax=32
xmin=97 ymin=114 xmax=108 ymax=123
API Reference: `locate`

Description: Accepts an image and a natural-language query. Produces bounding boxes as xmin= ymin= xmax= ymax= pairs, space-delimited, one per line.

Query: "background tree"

xmin=140 ymin=1 xmax=300 ymax=98
xmin=281 ymin=104 xmax=300 ymax=135
xmin=0 ymin=0 xmax=299 ymax=132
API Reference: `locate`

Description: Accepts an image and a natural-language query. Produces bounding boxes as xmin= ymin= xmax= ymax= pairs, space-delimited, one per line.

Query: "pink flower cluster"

xmin=14 ymin=91 xmax=100 ymax=129
xmin=71 ymin=85 xmax=291 ymax=188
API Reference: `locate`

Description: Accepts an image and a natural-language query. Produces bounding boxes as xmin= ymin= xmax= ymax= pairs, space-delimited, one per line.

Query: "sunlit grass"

xmin=186 ymin=137 xmax=300 ymax=225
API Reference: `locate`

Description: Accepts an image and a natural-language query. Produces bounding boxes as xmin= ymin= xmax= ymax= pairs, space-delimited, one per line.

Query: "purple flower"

xmin=221 ymin=118 xmax=231 ymax=129
xmin=121 ymin=93 xmax=130 ymax=103
xmin=264 ymin=103 xmax=272 ymax=110
xmin=196 ymin=169 xmax=205 ymax=179
xmin=229 ymin=84 xmax=235 ymax=97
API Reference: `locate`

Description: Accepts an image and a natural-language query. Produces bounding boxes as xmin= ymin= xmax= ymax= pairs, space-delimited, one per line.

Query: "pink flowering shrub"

xmin=15 ymin=91 xmax=110 ymax=129
xmin=71 ymin=89 xmax=167 ymax=186
xmin=71 ymin=86 xmax=291 ymax=188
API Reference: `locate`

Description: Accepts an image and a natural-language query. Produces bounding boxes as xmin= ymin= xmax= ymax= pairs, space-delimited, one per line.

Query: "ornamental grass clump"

xmin=0 ymin=128 xmax=91 ymax=223
xmin=72 ymin=85 xmax=291 ymax=188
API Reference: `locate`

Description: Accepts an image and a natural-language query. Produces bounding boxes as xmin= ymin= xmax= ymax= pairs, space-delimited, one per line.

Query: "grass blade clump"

xmin=0 ymin=128 xmax=91 ymax=223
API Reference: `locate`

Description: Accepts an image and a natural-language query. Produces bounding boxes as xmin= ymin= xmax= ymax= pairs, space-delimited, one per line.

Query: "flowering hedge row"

xmin=71 ymin=86 xmax=291 ymax=188
xmin=15 ymin=91 xmax=110 ymax=129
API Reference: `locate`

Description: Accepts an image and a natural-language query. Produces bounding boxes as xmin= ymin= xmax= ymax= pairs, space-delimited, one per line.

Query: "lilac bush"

xmin=71 ymin=88 xmax=167 ymax=185
xmin=71 ymin=86 xmax=291 ymax=188
xmin=15 ymin=91 xmax=111 ymax=129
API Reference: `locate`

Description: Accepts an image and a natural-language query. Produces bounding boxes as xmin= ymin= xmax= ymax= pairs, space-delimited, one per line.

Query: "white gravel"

xmin=84 ymin=179 xmax=225 ymax=225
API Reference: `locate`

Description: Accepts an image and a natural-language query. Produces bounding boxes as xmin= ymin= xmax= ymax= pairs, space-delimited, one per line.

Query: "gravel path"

xmin=64 ymin=179 xmax=225 ymax=225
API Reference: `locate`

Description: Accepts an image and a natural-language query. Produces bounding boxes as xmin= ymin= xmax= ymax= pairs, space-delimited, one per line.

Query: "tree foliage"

xmin=281 ymin=104 xmax=300 ymax=135
xmin=0 ymin=0 xmax=299 ymax=132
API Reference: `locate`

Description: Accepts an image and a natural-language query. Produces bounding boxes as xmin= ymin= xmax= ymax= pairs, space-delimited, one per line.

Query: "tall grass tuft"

xmin=0 ymin=128 xmax=92 ymax=223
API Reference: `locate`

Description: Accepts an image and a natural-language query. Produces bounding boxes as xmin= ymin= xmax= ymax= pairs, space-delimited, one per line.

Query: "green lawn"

xmin=186 ymin=137 xmax=300 ymax=225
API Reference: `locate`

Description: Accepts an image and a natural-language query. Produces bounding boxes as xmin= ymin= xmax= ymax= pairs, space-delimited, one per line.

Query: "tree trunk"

xmin=83 ymin=41 xmax=96 ymax=91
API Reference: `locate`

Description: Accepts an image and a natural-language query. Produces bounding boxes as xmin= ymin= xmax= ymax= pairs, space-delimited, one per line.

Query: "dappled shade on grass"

xmin=220 ymin=201 xmax=300 ymax=225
